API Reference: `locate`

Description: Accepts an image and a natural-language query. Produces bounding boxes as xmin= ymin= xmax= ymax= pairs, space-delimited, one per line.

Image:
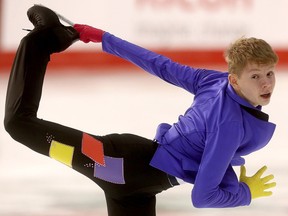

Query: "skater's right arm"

xmin=74 ymin=24 xmax=222 ymax=95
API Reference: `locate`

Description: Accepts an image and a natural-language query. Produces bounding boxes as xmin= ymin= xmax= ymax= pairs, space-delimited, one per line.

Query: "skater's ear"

xmin=228 ymin=73 xmax=239 ymax=88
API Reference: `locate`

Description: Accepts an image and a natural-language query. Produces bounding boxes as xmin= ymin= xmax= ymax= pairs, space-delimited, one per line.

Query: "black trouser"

xmin=4 ymin=28 xmax=174 ymax=216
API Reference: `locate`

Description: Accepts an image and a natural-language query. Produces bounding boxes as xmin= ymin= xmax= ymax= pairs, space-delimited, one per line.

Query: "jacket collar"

xmin=227 ymin=84 xmax=269 ymax=122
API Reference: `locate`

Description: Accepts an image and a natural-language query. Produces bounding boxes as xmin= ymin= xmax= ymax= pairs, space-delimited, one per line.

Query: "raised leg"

xmin=4 ymin=5 xmax=174 ymax=216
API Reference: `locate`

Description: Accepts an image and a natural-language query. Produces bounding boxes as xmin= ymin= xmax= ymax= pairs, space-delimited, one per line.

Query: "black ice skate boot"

xmin=27 ymin=5 xmax=79 ymax=53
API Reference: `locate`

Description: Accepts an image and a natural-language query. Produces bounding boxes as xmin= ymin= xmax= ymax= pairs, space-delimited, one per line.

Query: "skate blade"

xmin=34 ymin=4 xmax=75 ymax=26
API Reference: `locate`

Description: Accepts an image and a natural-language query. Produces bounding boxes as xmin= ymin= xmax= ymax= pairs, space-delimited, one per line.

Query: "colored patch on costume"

xmin=82 ymin=133 xmax=105 ymax=166
xmin=49 ymin=140 xmax=74 ymax=167
xmin=94 ymin=156 xmax=125 ymax=184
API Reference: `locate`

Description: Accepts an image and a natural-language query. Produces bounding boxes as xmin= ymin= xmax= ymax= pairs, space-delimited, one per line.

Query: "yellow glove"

xmin=240 ymin=165 xmax=276 ymax=199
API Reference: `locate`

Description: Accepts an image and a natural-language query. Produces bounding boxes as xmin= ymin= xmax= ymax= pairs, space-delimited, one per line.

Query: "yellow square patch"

xmin=49 ymin=140 xmax=74 ymax=168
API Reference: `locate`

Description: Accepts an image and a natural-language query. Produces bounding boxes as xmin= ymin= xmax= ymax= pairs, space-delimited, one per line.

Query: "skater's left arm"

xmin=192 ymin=121 xmax=250 ymax=208
xmin=192 ymin=121 xmax=276 ymax=208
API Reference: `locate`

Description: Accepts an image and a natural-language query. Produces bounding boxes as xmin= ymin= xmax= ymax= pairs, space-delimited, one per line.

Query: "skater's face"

xmin=229 ymin=62 xmax=276 ymax=107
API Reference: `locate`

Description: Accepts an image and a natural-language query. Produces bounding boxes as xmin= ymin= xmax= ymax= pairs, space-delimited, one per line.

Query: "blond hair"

xmin=224 ymin=37 xmax=278 ymax=76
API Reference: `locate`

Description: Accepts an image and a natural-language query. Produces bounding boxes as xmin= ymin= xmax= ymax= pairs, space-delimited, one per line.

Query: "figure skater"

xmin=4 ymin=5 xmax=277 ymax=216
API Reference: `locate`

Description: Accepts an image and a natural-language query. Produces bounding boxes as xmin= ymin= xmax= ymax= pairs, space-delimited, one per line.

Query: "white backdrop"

xmin=1 ymin=0 xmax=288 ymax=51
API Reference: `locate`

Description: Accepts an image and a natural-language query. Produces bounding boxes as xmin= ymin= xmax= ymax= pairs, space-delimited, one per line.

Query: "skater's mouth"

xmin=260 ymin=93 xmax=271 ymax=99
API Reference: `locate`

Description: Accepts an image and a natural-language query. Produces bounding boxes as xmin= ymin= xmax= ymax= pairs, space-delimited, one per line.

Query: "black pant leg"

xmin=3 ymin=29 xmax=172 ymax=191
xmin=4 ymin=29 xmax=173 ymax=215
xmin=105 ymin=193 xmax=156 ymax=216
xmin=98 ymin=134 xmax=173 ymax=216
xmin=3 ymin=29 xmax=99 ymax=181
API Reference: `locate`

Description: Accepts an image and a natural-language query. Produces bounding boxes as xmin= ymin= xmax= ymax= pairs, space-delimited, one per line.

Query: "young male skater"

xmin=4 ymin=5 xmax=277 ymax=216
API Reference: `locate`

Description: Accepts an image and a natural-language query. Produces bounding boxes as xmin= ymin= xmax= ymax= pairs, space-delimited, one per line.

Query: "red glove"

xmin=74 ymin=24 xmax=105 ymax=43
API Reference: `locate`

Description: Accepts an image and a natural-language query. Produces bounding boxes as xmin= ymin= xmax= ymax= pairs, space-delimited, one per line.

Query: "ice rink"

xmin=1 ymin=67 xmax=288 ymax=216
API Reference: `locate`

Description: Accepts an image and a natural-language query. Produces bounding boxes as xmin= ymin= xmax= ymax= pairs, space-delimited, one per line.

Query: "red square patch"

xmin=82 ymin=133 xmax=105 ymax=166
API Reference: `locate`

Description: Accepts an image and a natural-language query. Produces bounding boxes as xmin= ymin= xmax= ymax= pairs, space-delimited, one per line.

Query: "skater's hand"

xmin=74 ymin=24 xmax=104 ymax=43
xmin=240 ymin=165 xmax=276 ymax=199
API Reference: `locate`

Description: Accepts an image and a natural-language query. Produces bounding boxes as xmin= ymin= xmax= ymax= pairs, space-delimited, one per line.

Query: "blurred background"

xmin=1 ymin=0 xmax=288 ymax=215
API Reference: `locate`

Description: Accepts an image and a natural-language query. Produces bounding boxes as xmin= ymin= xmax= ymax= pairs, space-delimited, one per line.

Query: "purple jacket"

xmin=102 ymin=33 xmax=276 ymax=208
